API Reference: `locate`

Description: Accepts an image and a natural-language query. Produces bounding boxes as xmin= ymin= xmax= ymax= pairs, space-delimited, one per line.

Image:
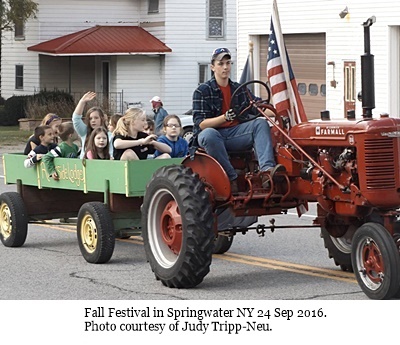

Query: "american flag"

xmin=266 ymin=0 xmax=307 ymax=124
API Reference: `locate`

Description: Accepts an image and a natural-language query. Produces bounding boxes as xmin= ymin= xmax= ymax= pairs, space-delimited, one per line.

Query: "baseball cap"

xmin=211 ymin=47 xmax=231 ymax=62
xmin=150 ymin=96 xmax=162 ymax=103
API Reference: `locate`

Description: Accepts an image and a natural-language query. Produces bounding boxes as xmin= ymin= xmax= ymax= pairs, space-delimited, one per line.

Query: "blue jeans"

xmin=198 ymin=118 xmax=276 ymax=181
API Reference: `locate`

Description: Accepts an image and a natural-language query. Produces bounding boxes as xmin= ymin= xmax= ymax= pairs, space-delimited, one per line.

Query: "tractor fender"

xmin=182 ymin=151 xmax=231 ymax=201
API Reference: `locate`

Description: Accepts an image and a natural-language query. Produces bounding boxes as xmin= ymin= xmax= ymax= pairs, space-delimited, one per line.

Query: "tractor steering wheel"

xmin=229 ymin=80 xmax=271 ymax=121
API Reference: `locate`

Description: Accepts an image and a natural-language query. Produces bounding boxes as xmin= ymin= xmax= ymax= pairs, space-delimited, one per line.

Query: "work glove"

xmin=224 ymin=109 xmax=236 ymax=122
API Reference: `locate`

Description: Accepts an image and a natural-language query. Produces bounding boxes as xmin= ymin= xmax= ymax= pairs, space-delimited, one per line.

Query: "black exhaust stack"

xmin=361 ymin=16 xmax=376 ymax=119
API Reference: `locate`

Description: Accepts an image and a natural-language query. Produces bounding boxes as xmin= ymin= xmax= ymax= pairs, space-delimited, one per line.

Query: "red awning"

xmin=28 ymin=25 xmax=172 ymax=56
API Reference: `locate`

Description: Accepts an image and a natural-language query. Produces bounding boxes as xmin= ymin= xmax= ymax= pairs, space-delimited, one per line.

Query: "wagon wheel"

xmin=320 ymin=224 xmax=356 ymax=272
xmin=0 ymin=192 xmax=28 ymax=247
xmin=230 ymin=80 xmax=271 ymax=121
xmin=77 ymin=202 xmax=115 ymax=264
xmin=142 ymin=165 xmax=214 ymax=288
xmin=351 ymin=222 xmax=400 ymax=300
xmin=213 ymin=234 xmax=234 ymax=254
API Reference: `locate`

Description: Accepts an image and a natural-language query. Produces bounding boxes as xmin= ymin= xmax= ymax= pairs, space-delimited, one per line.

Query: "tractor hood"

xmin=289 ymin=116 xmax=400 ymax=147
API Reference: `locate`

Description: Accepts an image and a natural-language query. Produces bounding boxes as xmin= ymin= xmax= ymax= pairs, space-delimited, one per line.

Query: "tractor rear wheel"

xmin=0 ymin=192 xmax=28 ymax=247
xmin=142 ymin=165 xmax=214 ymax=288
xmin=351 ymin=222 xmax=400 ymax=299
xmin=320 ymin=225 xmax=354 ymax=272
xmin=77 ymin=202 xmax=115 ymax=264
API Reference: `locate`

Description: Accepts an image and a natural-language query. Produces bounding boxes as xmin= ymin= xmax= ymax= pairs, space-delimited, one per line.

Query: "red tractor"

xmin=141 ymin=17 xmax=400 ymax=299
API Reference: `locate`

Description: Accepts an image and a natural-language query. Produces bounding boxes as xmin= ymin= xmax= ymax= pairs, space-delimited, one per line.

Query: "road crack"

xmin=70 ymin=270 xmax=185 ymax=300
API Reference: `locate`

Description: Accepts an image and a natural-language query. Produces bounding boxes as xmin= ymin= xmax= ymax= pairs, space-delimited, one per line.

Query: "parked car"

xmin=179 ymin=114 xmax=194 ymax=143
xmin=178 ymin=110 xmax=194 ymax=143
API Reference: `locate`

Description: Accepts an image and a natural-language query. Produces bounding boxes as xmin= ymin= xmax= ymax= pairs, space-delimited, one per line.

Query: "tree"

xmin=1 ymin=0 xmax=38 ymax=32
xmin=0 ymin=1 xmax=38 ymax=97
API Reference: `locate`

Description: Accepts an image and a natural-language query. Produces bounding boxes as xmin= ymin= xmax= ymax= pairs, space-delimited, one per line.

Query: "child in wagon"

xmin=42 ymin=122 xmax=80 ymax=180
xmin=84 ymin=127 xmax=111 ymax=160
xmin=112 ymin=108 xmax=171 ymax=160
xmin=23 ymin=113 xmax=62 ymax=155
xmin=72 ymin=91 xmax=112 ymax=159
xmin=24 ymin=125 xmax=57 ymax=168
xmin=154 ymin=115 xmax=188 ymax=158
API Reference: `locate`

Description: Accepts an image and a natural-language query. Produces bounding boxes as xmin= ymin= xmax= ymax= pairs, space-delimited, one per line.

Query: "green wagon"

xmin=1 ymin=148 xmax=241 ymax=289
xmin=1 ymin=154 xmax=183 ymax=264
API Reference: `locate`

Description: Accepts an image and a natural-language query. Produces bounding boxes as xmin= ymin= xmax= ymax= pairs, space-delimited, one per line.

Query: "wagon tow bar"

xmin=231 ymin=218 xmax=321 ymax=237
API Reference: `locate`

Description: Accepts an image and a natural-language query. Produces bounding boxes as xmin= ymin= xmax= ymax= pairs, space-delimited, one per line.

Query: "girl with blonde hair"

xmin=112 ymin=108 xmax=171 ymax=160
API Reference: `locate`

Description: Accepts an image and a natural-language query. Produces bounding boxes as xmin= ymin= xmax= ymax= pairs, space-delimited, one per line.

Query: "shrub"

xmin=0 ymin=90 xmax=77 ymax=126
xmin=25 ymin=90 xmax=76 ymax=119
xmin=0 ymin=95 xmax=28 ymax=126
xmin=0 ymin=106 xmax=6 ymax=125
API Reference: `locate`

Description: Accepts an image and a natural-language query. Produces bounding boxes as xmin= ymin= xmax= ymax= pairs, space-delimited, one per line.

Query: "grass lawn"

xmin=0 ymin=126 xmax=31 ymax=147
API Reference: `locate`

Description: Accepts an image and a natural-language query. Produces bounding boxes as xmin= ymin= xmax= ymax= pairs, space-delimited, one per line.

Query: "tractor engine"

xmin=286 ymin=115 xmax=400 ymax=213
xmin=274 ymin=15 xmax=400 ymax=216
xmin=318 ymin=146 xmax=357 ymax=185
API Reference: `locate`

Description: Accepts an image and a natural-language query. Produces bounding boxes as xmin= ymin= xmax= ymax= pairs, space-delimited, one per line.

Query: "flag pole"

xmin=249 ymin=40 xmax=254 ymax=93
xmin=249 ymin=40 xmax=254 ymax=81
xmin=271 ymin=0 xmax=296 ymax=122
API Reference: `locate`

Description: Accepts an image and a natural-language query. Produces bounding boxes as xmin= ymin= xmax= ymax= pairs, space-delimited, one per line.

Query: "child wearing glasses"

xmin=112 ymin=108 xmax=171 ymax=160
xmin=154 ymin=115 xmax=188 ymax=158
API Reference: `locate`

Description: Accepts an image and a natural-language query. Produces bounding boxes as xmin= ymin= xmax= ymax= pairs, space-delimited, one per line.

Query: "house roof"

xmin=27 ymin=25 xmax=172 ymax=56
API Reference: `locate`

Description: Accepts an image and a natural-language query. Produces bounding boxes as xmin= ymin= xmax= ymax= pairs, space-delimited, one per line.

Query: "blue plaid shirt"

xmin=191 ymin=77 xmax=259 ymax=148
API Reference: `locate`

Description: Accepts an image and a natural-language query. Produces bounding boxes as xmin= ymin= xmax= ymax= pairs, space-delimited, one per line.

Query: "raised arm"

xmin=73 ymin=91 xmax=96 ymax=116
xmin=72 ymin=92 xmax=96 ymax=138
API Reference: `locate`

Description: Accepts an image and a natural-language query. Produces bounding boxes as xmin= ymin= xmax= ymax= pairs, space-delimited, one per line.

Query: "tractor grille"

xmin=364 ymin=138 xmax=396 ymax=189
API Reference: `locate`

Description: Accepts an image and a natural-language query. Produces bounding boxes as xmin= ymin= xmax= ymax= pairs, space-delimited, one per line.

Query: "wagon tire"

xmin=77 ymin=202 xmax=115 ymax=264
xmin=213 ymin=234 xmax=234 ymax=254
xmin=142 ymin=165 xmax=214 ymax=288
xmin=351 ymin=222 xmax=400 ymax=300
xmin=0 ymin=192 xmax=28 ymax=247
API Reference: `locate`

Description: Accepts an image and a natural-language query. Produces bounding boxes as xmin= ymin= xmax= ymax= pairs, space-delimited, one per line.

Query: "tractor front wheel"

xmin=142 ymin=165 xmax=214 ymax=288
xmin=351 ymin=222 xmax=400 ymax=300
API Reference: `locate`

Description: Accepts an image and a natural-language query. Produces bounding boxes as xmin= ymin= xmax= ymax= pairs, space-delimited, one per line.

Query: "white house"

xmin=237 ymin=0 xmax=400 ymax=120
xmin=0 ymin=0 xmax=237 ymax=115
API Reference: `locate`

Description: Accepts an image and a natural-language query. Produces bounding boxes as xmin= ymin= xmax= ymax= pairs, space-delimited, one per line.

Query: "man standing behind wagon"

xmin=150 ymin=96 xmax=169 ymax=135
xmin=191 ymin=47 xmax=284 ymax=193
